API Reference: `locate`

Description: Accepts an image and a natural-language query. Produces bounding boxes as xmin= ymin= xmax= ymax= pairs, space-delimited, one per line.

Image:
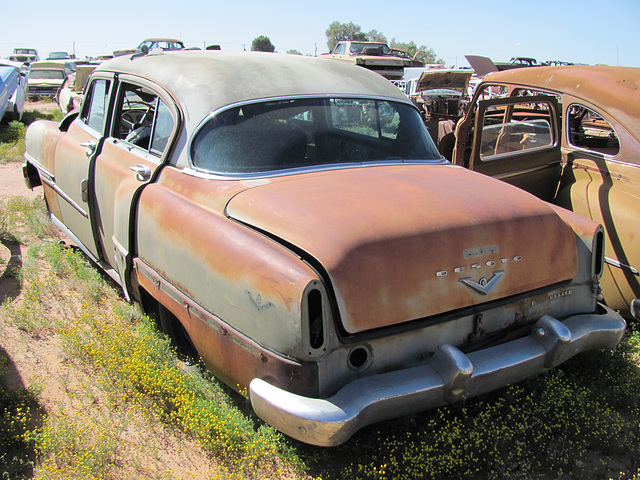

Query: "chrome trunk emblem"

xmin=459 ymin=270 xmax=505 ymax=295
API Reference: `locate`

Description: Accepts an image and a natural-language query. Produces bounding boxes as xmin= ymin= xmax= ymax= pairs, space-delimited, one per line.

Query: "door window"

xmin=81 ymin=79 xmax=111 ymax=133
xmin=479 ymin=99 xmax=554 ymax=160
xmin=114 ymin=82 xmax=174 ymax=156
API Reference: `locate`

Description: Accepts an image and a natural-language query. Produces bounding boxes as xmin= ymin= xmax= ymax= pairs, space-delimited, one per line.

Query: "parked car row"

xmin=22 ymin=50 xmax=628 ymax=446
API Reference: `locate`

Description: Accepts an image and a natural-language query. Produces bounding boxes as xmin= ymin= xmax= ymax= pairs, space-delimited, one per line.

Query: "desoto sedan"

xmin=22 ymin=51 xmax=625 ymax=446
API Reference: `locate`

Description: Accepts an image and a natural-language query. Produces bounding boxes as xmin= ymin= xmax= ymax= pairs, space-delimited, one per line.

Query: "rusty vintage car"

xmin=452 ymin=65 xmax=640 ymax=320
xmin=22 ymin=51 xmax=625 ymax=446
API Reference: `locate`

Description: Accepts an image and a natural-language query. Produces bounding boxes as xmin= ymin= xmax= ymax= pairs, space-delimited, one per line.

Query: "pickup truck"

xmin=321 ymin=41 xmax=419 ymax=81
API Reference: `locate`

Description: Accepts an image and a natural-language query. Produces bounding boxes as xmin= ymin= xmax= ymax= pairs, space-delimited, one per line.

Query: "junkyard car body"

xmin=23 ymin=51 xmax=625 ymax=446
xmin=47 ymin=51 xmax=72 ymax=60
xmin=0 ymin=61 xmax=27 ymax=122
xmin=137 ymin=38 xmax=184 ymax=52
xmin=322 ymin=41 xmax=419 ymax=80
xmin=27 ymin=61 xmax=69 ymax=98
xmin=9 ymin=48 xmax=39 ymax=65
xmin=406 ymin=68 xmax=474 ymax=159
xmin=56 ymin=64 xmax=98 ymax=114
xmin=452 ymin=65 xmax=640 ymax=319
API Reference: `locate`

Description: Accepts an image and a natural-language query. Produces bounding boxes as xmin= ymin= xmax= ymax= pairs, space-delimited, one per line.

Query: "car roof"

xmin=141 ymin=38 xmax=184 ymax=44
xmin=483 ymin=65 xmax=640 ymax=133
xmin=96 ymin=50 xmax=411 ymax=130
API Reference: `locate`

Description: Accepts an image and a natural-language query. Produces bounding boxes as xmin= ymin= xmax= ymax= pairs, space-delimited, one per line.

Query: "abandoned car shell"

xmin=452 ymin=65 xmax=640 ymax=319
xmin=22 ymin=51 xmax=625 ymax=446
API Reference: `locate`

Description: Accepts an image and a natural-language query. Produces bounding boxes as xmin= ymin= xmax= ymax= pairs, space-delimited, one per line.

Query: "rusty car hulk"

xmin=22 ymin=51 xmax=625 ymax=446
xmin=452 ymin=65 xmax=640 ymax=320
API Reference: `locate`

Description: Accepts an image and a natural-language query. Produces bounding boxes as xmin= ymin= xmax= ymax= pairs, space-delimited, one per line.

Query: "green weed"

xmin=0 ymin=353 xmax=38 ymax=479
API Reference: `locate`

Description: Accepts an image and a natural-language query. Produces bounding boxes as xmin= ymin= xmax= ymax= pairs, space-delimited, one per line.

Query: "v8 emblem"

xmin=459 ymin=270 xmax=505 ymax=295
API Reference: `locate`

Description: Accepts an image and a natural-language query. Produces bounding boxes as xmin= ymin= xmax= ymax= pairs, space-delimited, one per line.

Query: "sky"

xmin=2 ymin=0 xmax=640 ymax=68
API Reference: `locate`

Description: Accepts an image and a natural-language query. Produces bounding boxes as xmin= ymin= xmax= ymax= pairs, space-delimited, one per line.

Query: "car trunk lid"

xmin=226 ymin=165 xmax=579 ymax=334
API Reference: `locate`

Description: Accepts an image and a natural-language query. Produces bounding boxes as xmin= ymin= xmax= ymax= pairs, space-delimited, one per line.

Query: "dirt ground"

xmin=0 ymin=142 xmax=217 ymax=477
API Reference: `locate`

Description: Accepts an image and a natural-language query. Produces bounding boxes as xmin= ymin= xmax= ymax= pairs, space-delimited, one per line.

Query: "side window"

xmin=480 ymin=100 xmax=554 ymax=160
xmin=334 ymin=43 xmax=346 ymax=55
xmin=81 ymin=79 xmax=111 ymax=133
xmin=150 ymin=100 xmax=173 ymax=154
xmin=567 ymin=104 xmax=619 ymax=156
xmin=329 ymin=99 xmax=400 ymax=140
xmin=114 ymin=82 xmax=174 ymax=155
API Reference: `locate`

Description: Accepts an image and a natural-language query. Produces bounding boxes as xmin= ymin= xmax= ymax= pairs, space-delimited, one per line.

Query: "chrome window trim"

xmin=565 ymin=102 xmax=621 ymax=159
xmin=180 ymin=158 xmax=449 ymax=181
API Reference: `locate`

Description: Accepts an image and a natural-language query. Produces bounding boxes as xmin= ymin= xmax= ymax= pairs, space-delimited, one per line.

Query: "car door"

xmin=52 ymin=75 xmax=114 ymax=261
xmin=458 ymin=95 xmax=562 ymax=203
xmin=92 ymin=75 xmax=178 ymax=298
xmin=558 ymin=101 xmax=640 ymax=313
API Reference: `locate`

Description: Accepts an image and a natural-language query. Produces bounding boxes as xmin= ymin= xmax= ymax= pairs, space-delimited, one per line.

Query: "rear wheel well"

xmin=138 ymin=288 xmax=198 ymax=359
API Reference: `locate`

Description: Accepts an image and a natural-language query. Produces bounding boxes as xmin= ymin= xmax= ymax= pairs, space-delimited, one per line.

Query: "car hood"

xmin=226 ymin=165 xmax=579 ymax=334
xmin=416 ymin=70 xmax=472 ymax=95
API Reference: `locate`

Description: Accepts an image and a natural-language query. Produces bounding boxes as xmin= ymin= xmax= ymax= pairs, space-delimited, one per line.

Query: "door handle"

xmin=80 ymin=140 xmax=96 ymax=157
xmin=130 ymin=164 xmax=151 ymax=181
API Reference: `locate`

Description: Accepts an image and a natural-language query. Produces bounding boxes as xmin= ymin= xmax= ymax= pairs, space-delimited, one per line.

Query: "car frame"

xmin=23 ymin=51 xmax=625 ymax=446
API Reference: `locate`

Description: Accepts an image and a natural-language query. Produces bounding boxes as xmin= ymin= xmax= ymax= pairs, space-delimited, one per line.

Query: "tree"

xmin=325 ymin=21 xmax=367 ymax=51
xmin=366 ymin=29 xmax=387 ymax=44
xmin=286 ymin=49 xmax=302 ymax=55
xmin=251 ymin=35 xmax=275 ymax=52
xmin=390 ymin=39 xmax=443 ymax=65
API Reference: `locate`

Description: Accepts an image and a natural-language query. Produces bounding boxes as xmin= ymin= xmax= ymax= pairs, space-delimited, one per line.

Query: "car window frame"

xmin=79 ymin=75 xmax=114 ymax=136
xmin=188 ymin=95 xmax=442 ymax=177
xmin=106 ymin=74 xmax=180 ymax=163
xmin=565 ymin=102 xmax=620 ymax=158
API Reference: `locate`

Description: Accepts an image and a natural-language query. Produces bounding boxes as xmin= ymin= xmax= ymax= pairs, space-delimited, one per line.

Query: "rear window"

xmin=190 ymin=97 xmax=441 ymax=174
xmin=567 ymin=104 xmax=619 ymax=156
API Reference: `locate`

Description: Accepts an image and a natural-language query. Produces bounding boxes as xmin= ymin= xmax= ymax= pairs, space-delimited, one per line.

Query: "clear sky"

xmin=2 ymin=0 xmax=639 ymax=68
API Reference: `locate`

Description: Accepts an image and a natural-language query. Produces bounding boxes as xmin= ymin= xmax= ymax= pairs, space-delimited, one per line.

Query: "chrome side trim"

xmin=26 ymin=159 xmax=89 ymax=219
xmin=250 ymin=307 xmax=625 ymax=447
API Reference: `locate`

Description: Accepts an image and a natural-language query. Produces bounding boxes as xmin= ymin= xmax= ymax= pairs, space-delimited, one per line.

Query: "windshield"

xmin=29 ymin=69 xmax=66 ymax=80
xmin=191 ymin=97 xmax=441 ymax=174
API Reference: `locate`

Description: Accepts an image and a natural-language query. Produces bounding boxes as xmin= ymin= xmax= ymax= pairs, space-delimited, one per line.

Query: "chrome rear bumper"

xmin=250 ymin=307 xmax=625 ymax=447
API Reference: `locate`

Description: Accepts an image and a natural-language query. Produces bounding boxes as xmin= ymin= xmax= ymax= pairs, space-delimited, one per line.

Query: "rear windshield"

xmin=190 ymin=97 xmax=441 ymax=174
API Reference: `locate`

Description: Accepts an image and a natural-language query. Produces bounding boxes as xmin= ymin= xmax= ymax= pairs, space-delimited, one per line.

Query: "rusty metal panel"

xmin=226 ymin=165 xmax=579 ymax=334
xmin=134 ymin=168 xmax=321 ymax=357
xmin=135 ymin=260 xmax=320 ymax=397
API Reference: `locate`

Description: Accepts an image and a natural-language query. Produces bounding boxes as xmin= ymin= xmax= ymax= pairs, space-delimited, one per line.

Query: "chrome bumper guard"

xmin=250 ymin=308 xmax=625 ymax=447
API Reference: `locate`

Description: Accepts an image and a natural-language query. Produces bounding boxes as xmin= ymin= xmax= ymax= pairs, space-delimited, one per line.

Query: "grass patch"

xmin=1 ymin=197 xmax=306 ymax=479
xmin=0 ymin=107 xmax=64 ymax=164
